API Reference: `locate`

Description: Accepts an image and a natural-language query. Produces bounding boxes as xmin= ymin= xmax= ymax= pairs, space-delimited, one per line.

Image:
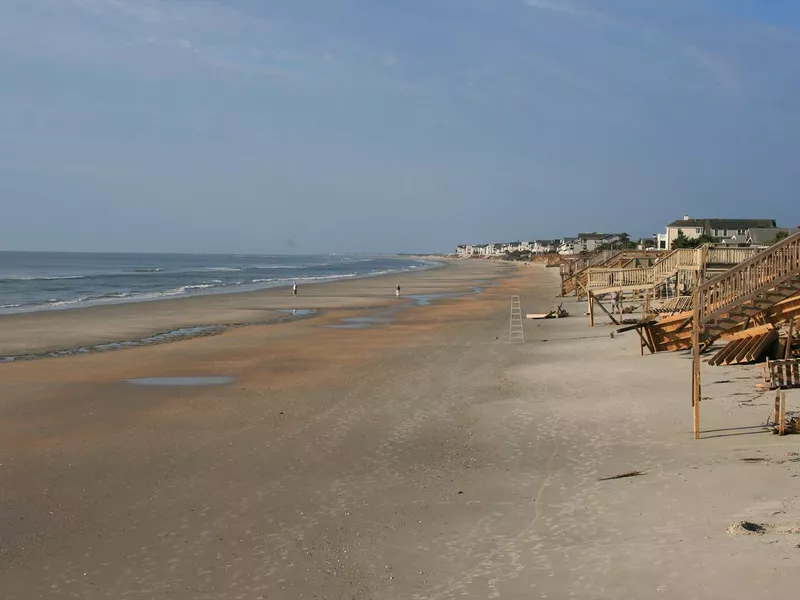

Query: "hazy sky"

xmin=1 ymin=0 xmax=799 ymax=254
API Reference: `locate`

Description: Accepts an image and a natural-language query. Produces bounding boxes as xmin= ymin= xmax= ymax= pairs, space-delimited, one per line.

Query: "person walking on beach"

xmin=396 ymin=284 xmax=401 ymax=299
xmin=293 ymin=282 xmax=298 ymax=297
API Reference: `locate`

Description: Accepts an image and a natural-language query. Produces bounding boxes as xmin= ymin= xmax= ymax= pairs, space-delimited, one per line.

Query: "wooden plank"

xmin=779 ymin=391 xmax=786 ymax=436
xmin=785 ymin=317 xmax=795 ymax=360
xmin=593 ymin=294 xmax=620 ymax=326
xmin=748 ymin=330 xmax=779 ymax=363
xmin=692 ymin=286 xmax=701 ymax=440
xmin=732 ymin=334 xmax=764 ymax=365
xmin=644 ymin=323 xmax=656 ymax=354
xmin=721 ymin=324 xmax=774 ymax=341
xmin=709 ymin=338 xmax=744 ymax=366
xmin=773 ymin=388 xmax=782 ymax=423
xmin=743 ymin=330 xmax=777 ymax=363
xmin=720 ymin=338 xmax=750 ymax=365
xmin=636 ymin=327 xmax=646 ymax=356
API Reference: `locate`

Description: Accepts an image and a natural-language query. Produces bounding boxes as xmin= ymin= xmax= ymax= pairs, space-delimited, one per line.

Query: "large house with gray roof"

xmin=655 ymin=216 xmax=786 ymax=249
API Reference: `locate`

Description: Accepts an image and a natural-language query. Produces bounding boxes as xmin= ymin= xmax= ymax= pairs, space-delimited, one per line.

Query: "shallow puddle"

xmin=125 ymin=376 xmax=235 ymax=386
xmin=279 ymin=309 xmax=317 ymax=317
xmin=326 ymin=315 xmax=393 ymax=330
xmin=407 ymin=287 xmax=482 ymax=307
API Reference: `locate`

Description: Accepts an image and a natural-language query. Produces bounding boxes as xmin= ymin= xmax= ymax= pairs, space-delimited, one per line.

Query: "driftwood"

xmin=598 ymin=470 xmax=645 ymax=481
xmin=527 ymin=302 xmax=569 ymax=320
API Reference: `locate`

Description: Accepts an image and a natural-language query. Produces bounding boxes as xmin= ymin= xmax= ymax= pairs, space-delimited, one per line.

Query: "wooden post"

xmin=588 ymin=293 xmax=595 ymax=327
xmin=773 ymin=388 xmax=782 ymax=424
xmin=785 ymin=317 xmax=795 ymax=360
xmin=779 ymin=391 xmax=786 ymax=436
xmin=692 ymin=268 xmax=702 ymax=440
xmin=593 ymin=294 xmax=620 ymax=325
xmin=618 ymin=287 xmax=624 ymax=322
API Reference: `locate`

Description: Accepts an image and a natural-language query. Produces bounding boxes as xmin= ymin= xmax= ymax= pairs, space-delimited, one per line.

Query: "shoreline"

xmin=0 ymin=259 xmax=516 ymax=358
xmin=0 ymin=255 xmax=444 ymax=317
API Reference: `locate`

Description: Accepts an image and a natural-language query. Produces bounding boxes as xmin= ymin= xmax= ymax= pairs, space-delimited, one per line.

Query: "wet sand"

xmin=0 ymin=259 xmax=509 ymax=357
xmin=1 ymin=262 xmax=799 ymax=599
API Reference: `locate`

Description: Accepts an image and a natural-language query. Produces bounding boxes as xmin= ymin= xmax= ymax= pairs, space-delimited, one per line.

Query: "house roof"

xmin=667 ymin=218 xmax=776 ymax=229
xmin=577 ymin=233 xmax=620 ymax=241
xmin=748 ymin=227 xmax=793 ymax=244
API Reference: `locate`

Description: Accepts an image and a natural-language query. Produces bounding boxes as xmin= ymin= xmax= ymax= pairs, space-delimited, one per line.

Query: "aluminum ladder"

xmin=509 ymin=295 xmax=524 ymax=343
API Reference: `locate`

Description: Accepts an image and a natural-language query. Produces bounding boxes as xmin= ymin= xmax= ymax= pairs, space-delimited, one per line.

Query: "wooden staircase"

xmin=561 ymin=250 xmax=661 ymax=296
xmin=699 ymin=232 xmax=800 ymax=346
xmin=585 ymin=246 xmax=761 ymax=296
xmin=643 ymin=232 xmax=800 ymax=352
xmin=560 ymin=250 xmax=621 ymax=295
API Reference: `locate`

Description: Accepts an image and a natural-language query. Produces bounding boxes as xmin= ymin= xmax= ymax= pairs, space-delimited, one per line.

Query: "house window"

xmin=695 ymin=228 xmax=703 ymax=234
xmin=737 ymin=229 xmax=746 ymax=235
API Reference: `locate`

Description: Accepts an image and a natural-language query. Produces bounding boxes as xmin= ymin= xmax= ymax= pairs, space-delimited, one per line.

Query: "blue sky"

xmin=1 ymin=0 xmax=799 ymax=254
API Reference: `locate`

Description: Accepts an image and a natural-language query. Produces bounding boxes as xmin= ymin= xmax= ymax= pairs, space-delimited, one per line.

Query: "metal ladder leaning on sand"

xmin=509 ymin=295 xmax=524 ymax=343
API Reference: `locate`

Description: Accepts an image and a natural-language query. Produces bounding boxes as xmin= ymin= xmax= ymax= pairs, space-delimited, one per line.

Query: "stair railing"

xmin=698 ymin=231 xmax=800 ymax=322
xmin=706 ymin=246 xmax=763 ymax=265
xmin=586 ymin=248 xmax=700 ymax=290
xmin=562 ymin=249 xmax=621 ymax=285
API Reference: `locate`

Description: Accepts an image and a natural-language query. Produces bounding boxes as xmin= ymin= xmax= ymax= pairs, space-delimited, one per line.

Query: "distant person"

xmin=293 ymin=282 xmax=298 ymax=297
xmin=612 ymin=291 xmax=621 ymax=313
xmin=396 ymin=284 xmax=401 ymax=299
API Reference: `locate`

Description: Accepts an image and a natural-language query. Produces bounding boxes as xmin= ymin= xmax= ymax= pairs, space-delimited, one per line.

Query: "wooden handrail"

xmin=586 ymin=245 xmax=767 ymax=292
xmin=698 ymin=232 xmax=800 ymax=321
xmin=587 ymin=248 xmax=700 ymax=290
xmin=562 ymin=249 xmax=621 ymax=281
xmin=706 ymin=246 xmax=762 ymax=264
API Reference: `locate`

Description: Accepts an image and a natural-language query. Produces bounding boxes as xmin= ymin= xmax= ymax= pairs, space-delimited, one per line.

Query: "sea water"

xmin=0 ymin=252 xmax=440 ymax=314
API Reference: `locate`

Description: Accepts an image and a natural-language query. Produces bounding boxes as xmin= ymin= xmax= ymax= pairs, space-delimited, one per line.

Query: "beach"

xmin=1 ymin=260 xmax=799 ymax=599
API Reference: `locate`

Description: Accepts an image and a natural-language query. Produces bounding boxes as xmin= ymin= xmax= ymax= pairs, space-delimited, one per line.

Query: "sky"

xmin=1 ymin=0 xmax=799 ymax=254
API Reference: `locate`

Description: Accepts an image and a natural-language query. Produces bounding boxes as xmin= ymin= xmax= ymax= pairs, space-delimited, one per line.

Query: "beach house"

xmin=656 ymin=216 xmax=781 ymax=249
xmin=576 ymin=233 xmax=621 ymax=253
xmin=531 ymin=240 xmax=556 ymax=254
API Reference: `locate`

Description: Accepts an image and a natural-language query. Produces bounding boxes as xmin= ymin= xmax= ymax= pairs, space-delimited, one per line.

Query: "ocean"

xmin=0 ymin=252 xmax=439 ymax=315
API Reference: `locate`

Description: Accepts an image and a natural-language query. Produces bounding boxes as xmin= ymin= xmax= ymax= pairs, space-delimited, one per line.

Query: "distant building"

xmin=637 ymin=238 xmax=657 ymax=250
xmin=557 ymin=238 xmax=578 ymax=255
xmin=531 ymin=240 xmax=556 ymax=254
xmin=731 ymin=227 xmax=795 ymax=246
xmin=576 ymin=233 xmax=621 ymax=253
xmin=657 ymin=215 xmax=779 ymax=249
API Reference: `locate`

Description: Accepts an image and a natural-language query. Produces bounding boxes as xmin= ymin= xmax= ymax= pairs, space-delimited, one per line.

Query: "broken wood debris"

xmin=526 ymin=303 xmax=569 ymax=320
xmin=597 ymin=470 xmax=645 ymax=481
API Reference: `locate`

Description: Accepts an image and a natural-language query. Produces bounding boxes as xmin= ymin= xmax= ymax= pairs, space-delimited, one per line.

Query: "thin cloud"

xmin=523 ymin=0 xmax=606 ymax=21
xmin=684 ymin=45 xmax=743 ymax=96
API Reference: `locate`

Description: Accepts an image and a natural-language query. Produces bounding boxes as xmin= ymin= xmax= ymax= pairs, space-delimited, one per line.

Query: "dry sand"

xmin=1 ymin=261 xmax=799 ymax=599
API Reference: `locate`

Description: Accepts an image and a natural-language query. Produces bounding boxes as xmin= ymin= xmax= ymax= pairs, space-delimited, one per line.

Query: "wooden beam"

xmin=779 ymin=391 xmax=786 ymax=436
xmin=643 ymin=323 xmax=656 ymax=354
xmin=785 ymin=317 xmax=795 ymax=360
xmin=593 ymin=294 xmax=620 ymax=326
xmin=692 ymin=274 xmax=701 ymax=440
xmin=588 ymin=293 xmax=595 ymax=327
